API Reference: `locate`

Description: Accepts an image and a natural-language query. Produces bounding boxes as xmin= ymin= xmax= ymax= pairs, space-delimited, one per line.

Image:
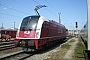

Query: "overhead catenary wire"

xmin=44 ymin=0 xmax=58 ymax=12
xmin=0 ymin=12 xmax=23 ymax=18
xmin=32 ymin=0 xmax=40 ymax=5
xmin=44 ymin=0 xmax=61 ymax=23
xmin=45 ymin=8 xmax=57 ymax=17
xmin=0 ymin=3 xmax=31 ymax=15
xmin=11 ymin=0 xmax=32 ymax=13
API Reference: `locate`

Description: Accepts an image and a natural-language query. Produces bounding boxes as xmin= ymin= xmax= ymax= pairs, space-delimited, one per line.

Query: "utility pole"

xmin=58 ymin=12 xmax=61 ymax=24
xmin=14 ymin=22 xmax=15 ymax=29
xmin=2 ymin=23 xmax=3 ymax=29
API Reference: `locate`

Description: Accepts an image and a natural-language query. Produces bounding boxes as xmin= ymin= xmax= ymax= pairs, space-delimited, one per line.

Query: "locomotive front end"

xmin=14 ymin=15 xmax=40 ymax=51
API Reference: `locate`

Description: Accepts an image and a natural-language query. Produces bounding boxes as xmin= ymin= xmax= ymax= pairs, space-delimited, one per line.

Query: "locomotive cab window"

xmin=20 ymin=16 xmax=40 ymax=31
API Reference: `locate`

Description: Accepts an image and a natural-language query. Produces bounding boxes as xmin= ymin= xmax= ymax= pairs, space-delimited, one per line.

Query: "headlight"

xmin=36 ymin=32 xmax=39 ymax=38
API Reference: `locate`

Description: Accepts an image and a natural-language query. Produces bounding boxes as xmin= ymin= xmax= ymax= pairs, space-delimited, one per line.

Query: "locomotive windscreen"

xmin=20 ymin=16 xmax=40 ymax=30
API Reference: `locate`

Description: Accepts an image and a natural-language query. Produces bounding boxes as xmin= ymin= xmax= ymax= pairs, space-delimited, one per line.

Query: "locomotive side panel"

xmin=38 ymin=20 xmax=66 ymax=48
xmin=48 ymin=20 xmax=66 ymax=41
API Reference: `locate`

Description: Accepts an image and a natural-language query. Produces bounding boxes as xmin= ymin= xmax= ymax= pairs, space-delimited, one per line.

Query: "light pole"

xmin=2 ymin=23 xmax=3 ymax=29
xmin=14 ymin=22 xmax=15 ymax=29
xmin=58 ymin=12 xmax=61 ymax=24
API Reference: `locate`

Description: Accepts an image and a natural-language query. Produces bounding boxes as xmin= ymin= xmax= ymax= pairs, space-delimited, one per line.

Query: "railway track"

xmin=0 ymin=35 xmax=74 ymax=60
xmin=0 ymin=35 xmax=73 ymax=51
xmin=0 ymin=41 xmax=14 ymax=45
xmin=0 ymin=44 xmax=14 ymax=51
xmin=0 ymin=51 xmax=33 ymax=60
xmin=0 ymin=39 xmax=15 ymax=51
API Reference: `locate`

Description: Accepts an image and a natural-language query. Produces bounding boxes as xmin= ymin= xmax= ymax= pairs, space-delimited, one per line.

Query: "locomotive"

xmin=14 ymin=15 xmax=66 ymax=51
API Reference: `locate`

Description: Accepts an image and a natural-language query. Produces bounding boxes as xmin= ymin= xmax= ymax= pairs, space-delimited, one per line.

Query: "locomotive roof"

xmin=24 ymin=15 xmax=40 ymax=19
xmin=22 ymin=15 xmax=65 ymax=28
xmin=49 ymin=20 xmax=65 ymax=28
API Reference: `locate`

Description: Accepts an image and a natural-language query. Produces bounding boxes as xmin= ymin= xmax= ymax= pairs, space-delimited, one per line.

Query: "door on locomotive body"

xmin=49 ymin=22 xmax=52 ymax=38
xmin=61 ymin=27 xmax=64 ymax=37
xmin=62 ymin=27 xmax=66 ymax=38
xmin=40 ymin=21 xmax=49 ymax=38
xmin=60 ymin=26 xmax=63 ymax=38
xmin=39 ymin=21 xmax=49 ymax=46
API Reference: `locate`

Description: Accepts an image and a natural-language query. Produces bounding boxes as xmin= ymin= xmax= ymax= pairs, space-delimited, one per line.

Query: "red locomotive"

xmin=14 ymin=15 xmax=66 ymax=51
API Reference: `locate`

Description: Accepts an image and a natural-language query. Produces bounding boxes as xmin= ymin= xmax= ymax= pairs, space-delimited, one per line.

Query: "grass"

xmin=43 ymin=37 xmax=86 ymax=60
xmin=73 ymin=37 xmax=86 ymax=60
xmin=61 ymin=39 xmax=76 ymax=50
xmin=61 ymin=43 xmax=71 ymax=50
xmin=43 ymin=41 xmax=71 ymax=60
xmin=69 ymin=39 xmax=76 ymax=43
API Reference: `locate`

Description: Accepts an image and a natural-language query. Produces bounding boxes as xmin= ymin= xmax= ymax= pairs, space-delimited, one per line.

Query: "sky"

xmin=0 ymin=0 xmax=87 ymax=30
